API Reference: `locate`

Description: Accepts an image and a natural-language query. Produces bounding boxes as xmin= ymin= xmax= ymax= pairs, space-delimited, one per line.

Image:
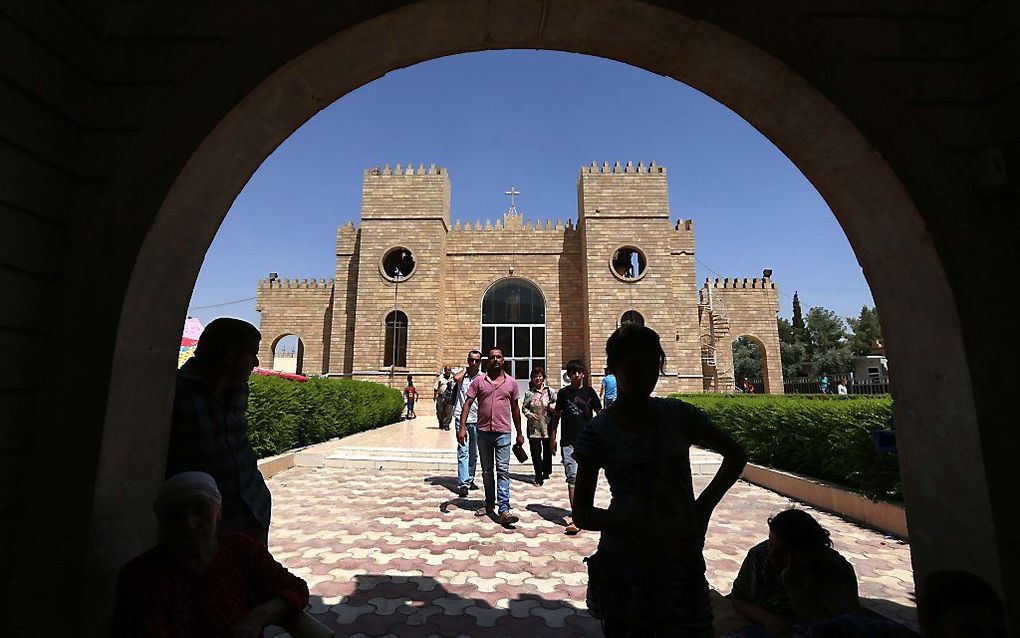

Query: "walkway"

xmin=266 ymin=417 xmax=916 ymax=637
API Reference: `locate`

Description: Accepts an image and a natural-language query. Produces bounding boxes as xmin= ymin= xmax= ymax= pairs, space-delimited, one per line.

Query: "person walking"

xmin=433 ymin=366 xmax=454 ymax=430
xmin=457 ymin=346 xmax=525 ymax=525
xmin=571 ymin=323 xmax=748 ymax=636
xmin=550 ymin=359 xmax=601 ymax=535
xmin=452 ymin=350 xmax=483 ymax=497
xmin=599 ymin=367 xmax=617 ymax=408
xmin=403 ymin=375 xmax=417 ymax=419
xmin=168 ymin=317 xmax=273 ymax=545
xmin=522 ymin=365 xmax=556 ymax=486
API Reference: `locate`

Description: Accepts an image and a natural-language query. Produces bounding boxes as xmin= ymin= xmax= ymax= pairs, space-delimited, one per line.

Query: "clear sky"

xmin=188 ymin=50 xmax=874 ymax=336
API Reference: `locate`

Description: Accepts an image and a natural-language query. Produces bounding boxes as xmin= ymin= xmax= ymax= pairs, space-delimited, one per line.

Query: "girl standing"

xmin=403 ymin=375 xmax=417 ymax=420
xmin=522 ymin=366 xmax=556 ymax=486
xmin=572 ymin=324 xmax=748 ymax=636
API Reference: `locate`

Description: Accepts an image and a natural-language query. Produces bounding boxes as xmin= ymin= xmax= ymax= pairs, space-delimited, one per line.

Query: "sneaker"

xmin=456 ymin=485 xmax=469 ymax=498
xmin=496 ymin=511 xmax=520 ymax=525
xmin=468 ymin=482 xmax=479 ymax=490
xmin=475 ymin=505 xmax=495 ymax=517
xmin=564 ymin=522 xmax=580 ymax=535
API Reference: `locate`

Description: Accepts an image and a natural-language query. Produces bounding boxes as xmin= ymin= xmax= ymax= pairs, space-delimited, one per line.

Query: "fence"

xmin=783 ymin=376 xmax=890 ymax=395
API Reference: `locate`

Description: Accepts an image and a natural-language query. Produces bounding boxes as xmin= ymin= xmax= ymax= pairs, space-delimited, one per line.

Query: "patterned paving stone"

xmin=267 ymin=466 xmax=918 ymax=635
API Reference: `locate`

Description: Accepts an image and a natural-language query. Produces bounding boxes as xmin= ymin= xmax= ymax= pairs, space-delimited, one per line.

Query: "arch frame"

xmin=66 ymin=1 xmax=998 ymax=631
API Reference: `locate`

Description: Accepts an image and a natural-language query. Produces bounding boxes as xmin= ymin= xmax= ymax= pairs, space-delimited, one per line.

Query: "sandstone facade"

xmin=256 ymin=162 xmax=782 ymax=395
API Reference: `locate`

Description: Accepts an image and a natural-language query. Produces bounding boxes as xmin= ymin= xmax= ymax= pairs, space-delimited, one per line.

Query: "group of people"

xmin=110 ymin=317 xmax=1007 ymax=637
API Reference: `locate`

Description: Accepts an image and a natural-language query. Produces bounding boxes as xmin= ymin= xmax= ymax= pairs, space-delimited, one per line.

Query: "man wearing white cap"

xmin=112 ymin=471 xmax=311 ymax=637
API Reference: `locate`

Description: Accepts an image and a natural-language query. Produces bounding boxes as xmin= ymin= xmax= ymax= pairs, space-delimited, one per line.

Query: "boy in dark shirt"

xmin=550 ymin=358 xmax=601 ymax=535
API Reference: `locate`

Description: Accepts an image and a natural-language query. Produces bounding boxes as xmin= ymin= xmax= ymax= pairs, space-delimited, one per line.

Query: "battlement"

xmin=450 ymin=217 xmax=578 ymax=232
xmin=704 ymin=276 xmax=776 ymax=290
xmin=361 ymin=163 xmax=451 ymax=225
xmin=580 ymin=160 xmax=666 ymax=175
xmin=364 ymin=163 xmax=445 ymax=177
xmin=258 ymin=277 xmax=335 ymax=290
xmin=675 ymin=219 xmax=694 ymax=232
xmin=336 ymin=222 xmax=357 ymax=254
xmin=578 ymin=161 xmax=669 ymax=219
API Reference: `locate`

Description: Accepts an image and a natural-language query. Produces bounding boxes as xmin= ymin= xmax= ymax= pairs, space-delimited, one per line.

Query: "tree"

xmin=777 ymin=316 xmax=796 ymax=344
xmin=791 ymin=292 xmax=807 ymax=344
xmin=847 ymin=305 xmax=882 ymax=356
xmin=805 ymin=307 xmax=852 ymax=375
xmin=732 ymin=337 xmax=763 ymax=387
xmin=777 ymin=317 xmax=807 ymax=377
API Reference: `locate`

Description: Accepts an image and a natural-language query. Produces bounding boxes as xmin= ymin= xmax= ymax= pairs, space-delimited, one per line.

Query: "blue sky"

xmin=188 ymin=50 xmax=873 ymax=335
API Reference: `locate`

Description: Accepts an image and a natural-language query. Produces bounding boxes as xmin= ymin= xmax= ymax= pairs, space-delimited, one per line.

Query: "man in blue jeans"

xmin=451 ymin=350 xmax=483 ymax=497
xmin=458 ymin=346 xmax=525 ymax=525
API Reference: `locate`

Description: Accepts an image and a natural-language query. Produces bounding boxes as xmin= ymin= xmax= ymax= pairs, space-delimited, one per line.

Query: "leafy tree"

xmin=847 ymin=305 xmax=882 ymax=356
xmin=805 ymin=307 xmax=852 ymax=375
xmin=777 ymin=316 xmax=796 ymax=344
xmin=780 ymin=340 xmax=808 ymax=378
xmin=732 ymin=337 xmax=763 ymax=386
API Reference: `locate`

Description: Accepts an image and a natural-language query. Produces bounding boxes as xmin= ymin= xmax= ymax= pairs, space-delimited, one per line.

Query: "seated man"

xmin=727 ymin=509 xmax=859 ymax=637
xmin=112 ymin=471 xmax=311 ymax=637
xmin=918 ymin=570 xmax=1007 ymax=637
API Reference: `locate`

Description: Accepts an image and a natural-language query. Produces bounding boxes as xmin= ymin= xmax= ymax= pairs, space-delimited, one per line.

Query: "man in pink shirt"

xmin=458 ymin=346 xmax=525 ymax=525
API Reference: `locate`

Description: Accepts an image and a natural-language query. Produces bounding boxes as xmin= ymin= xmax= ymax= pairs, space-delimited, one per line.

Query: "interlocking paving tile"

xmin=267 ymin=465 xmax=918 ymax=635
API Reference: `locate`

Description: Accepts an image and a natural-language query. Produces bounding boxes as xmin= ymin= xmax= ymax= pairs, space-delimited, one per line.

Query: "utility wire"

xmin=188 ymin=296 xmax=256 ymax=310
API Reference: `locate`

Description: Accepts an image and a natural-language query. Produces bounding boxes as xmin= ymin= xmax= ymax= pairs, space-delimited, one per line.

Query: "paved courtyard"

xmin=264 ymin=421 xmax=916 ymax=637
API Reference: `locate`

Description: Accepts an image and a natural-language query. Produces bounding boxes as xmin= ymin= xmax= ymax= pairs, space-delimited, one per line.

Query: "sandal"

xmin=564 ymin=522 xmax=580 ymax=535
xmin=475 ymin=506 xmax=494 ymax=517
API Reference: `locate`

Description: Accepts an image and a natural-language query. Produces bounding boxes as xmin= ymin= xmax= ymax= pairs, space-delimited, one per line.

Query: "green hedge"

xmin=672 ymin=393 xmax=900 ymax=501
xmin=247 ymin=376 xmax=403 ymax=458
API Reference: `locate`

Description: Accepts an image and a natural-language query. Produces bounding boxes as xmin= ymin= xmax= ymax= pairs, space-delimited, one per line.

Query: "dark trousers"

xmin=529 ymin=437 xmax=552 ymax=479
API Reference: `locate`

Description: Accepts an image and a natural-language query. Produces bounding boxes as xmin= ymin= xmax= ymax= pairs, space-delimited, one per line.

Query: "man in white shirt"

xmin=451 ymin=351 xmax=483 ymax=497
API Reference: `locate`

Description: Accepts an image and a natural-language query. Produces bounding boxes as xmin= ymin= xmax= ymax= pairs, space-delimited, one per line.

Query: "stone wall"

xmin=255 ymin=278 xmax=334 ymax=375
xmin=703 ymin=277 xmax=783 ymax=394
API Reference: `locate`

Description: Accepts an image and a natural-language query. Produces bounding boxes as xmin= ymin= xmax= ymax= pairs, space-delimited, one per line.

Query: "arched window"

xmin=621 ymin=310 xmax=644 ymax=327
xmin=480 ymin=278 xmax=545 ymax=381
xmin=384 ymin=310 xmax=408 ymax=367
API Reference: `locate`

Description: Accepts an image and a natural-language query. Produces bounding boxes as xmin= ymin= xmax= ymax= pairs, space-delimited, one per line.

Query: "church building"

xmin=255 ymin=161 xmax=783 ymax=395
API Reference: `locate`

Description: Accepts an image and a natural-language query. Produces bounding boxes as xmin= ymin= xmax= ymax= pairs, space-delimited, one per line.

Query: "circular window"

xmin=610 ymin=246 xmax=648 ymax=281
xmin=380 ymin=247 xmax=416 ymax=281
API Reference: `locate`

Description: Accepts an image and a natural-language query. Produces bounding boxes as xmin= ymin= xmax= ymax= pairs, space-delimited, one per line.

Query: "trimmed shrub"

xmin=672 ymin=393 xmax=900 ymax=501
xmin=248 ymin=376 xmax=403 ymax=458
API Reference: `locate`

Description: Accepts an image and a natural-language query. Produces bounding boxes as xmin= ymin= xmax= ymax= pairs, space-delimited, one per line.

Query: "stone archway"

xmin=4 ymin=2 xmax=1015 ymax=633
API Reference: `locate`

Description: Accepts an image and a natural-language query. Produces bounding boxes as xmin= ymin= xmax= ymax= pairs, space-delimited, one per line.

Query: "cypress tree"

xmin=792 ymin=291 xmax=806 ymax=343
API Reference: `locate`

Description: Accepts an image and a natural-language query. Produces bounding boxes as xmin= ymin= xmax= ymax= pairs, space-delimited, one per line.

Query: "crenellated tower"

xmin=577 ymin=161 xmax=703 ymax=393
xmin=350 ymin=164 xmax=451 ymax=379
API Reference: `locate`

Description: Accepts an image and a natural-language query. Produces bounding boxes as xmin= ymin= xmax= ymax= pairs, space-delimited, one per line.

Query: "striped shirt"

xmin=168 ymin=359 xmax=271 ymax=530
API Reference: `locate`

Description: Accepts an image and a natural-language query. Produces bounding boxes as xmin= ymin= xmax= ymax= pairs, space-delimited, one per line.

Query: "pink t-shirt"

xmin=466 ymin=372 xmax=519 ymax=433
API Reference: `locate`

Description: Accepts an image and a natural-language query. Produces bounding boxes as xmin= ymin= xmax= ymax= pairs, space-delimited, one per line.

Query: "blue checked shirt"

xmin=167 ymin=359 xmax=271 ymax=529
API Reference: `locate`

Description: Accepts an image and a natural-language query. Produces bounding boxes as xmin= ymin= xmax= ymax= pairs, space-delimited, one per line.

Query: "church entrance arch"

xmin=480 ymin=278 xmax=546 ymax=394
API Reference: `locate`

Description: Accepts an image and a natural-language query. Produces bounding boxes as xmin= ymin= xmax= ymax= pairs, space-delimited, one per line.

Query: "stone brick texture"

xmin=257 ymin=161 xmax=782 ymax=394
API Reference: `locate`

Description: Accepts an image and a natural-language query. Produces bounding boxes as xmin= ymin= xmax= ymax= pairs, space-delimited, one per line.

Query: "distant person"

xmin=111 ymin=472 xmax=311 ymax=637
xmin=452 ymin=351 xmax=483 ymax=497
xmin=522 ymin=365 xmax=556 ymax=486
xmin=599 ymin=367 xmax=617 ymax=407
xmin=572 ymin=324 xmax=748 ymax=636
xmin=728 ymin=509 xmax=860 ymax=637
xmin=403 ymin=375 xmax=417 ymax=419
xmin=837 ymin=379 xmax=848 ymax=396
xmin=917 ymin=570 xmax=1006 ymax=638
xmin=457 ymin=346 xmax=525 ymax=525
xmin=168 ymin=317 xmax=272 ymax=545
xmin=433 ymin=365 xmax=454 ymax=430
xmin=819 ymin=374 xmax=830 ymax=395
xmin=550 ymin=359 xmax=601 ymax=535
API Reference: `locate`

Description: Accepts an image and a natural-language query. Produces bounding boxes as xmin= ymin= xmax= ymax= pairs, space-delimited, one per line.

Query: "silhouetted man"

xmin=167 ymin=318 xmax=272 ymax=545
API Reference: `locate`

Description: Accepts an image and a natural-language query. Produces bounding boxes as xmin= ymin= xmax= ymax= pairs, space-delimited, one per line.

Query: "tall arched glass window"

xmin=384 ymin=310 xmax=408 ymax=367
xmin=480 ymin=278 xmax=545 ymax=380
